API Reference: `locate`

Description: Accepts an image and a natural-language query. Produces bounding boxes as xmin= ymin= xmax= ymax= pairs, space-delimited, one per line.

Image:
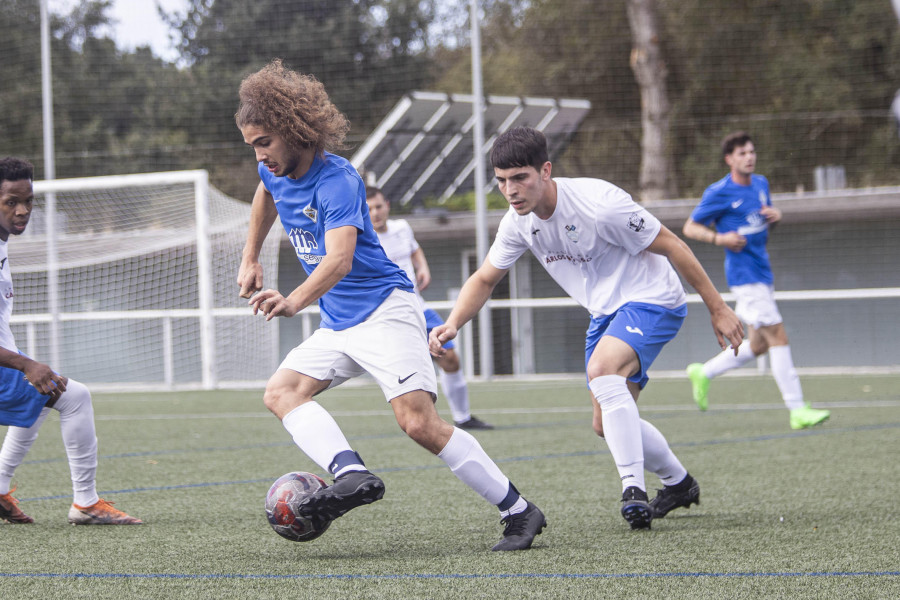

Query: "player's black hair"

xmin=490 ymin=126 xmax=550 ymax=170
xmin=0 ymin=157 xmax=34 ymax=184
xmin=721 ymin=131 xmax=753 ymax=156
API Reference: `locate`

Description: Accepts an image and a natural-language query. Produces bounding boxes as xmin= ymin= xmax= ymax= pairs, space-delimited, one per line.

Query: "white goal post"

xmin=9 ymin=170 xmax=282 ymax=391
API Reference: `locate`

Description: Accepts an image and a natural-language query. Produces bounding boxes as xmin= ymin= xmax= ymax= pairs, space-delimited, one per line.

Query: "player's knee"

xmin=55 ymin=380 xmax=92 ymax=414
xmin=592 ymin=418 xmax=605 ymax=438
xmin=438 ymin=351 xmax=460 ymax=372
xmin=262 ymin=385 xmax=299 ymax=416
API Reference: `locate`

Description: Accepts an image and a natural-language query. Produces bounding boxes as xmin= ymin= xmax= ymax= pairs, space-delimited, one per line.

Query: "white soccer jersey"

xmin=488 ymin=177 xmax=687 ymax=318
xmin=375 ymin=219 xmax=424 ymax=299
xmin=0 ymin=240 xmax=18 ymax=352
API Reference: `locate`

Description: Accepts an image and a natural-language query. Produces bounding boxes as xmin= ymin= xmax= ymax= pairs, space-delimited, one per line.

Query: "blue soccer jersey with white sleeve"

xmin=691 ymin=174 xmax=773 ymax=287
xmin=258 ymin=152 xmax=413 ymax=330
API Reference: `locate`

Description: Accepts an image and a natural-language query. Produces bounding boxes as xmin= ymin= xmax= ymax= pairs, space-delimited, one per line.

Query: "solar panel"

xmin=351 ymin=92 xmax=591 ymax=206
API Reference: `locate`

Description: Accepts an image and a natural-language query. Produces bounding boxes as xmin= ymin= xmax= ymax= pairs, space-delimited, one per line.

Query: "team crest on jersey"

xmin=627 ymin=212 xmax=645 ymax=232
xmin=565 ymin=224 xmax=579 ymax=243
xmin=303 ymin=205 xmax=318 ymax=223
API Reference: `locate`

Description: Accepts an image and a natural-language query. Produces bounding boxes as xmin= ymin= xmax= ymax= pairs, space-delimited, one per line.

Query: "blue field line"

xmin=0 ymin=570 xmax=897 ymax=581
xmin=19 ymin=421 xmax=900 ymax=502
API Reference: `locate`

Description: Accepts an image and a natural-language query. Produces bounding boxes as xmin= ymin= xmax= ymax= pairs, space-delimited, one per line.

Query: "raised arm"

xmin=238 ymin=181 xmax=280 ymax=298
xmin=428 ymin=257 xmax=508 ymax=356
xmin=648 ymin=225 xmax=744 ymax=351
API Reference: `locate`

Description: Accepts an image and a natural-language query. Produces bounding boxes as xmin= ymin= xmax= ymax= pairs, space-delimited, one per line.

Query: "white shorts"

xmin=278 ymin=289 xmax=437 ymax=402
xmin=730 ymin=283 xmax=783 ymax=329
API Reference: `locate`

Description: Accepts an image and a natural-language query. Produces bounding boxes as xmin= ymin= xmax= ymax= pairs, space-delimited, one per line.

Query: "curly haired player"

xmin=235 ymin=60 xmax=544 ymax=551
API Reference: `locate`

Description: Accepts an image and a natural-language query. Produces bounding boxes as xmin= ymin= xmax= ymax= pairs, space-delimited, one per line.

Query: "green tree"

xmin=164 ymin=0 xmax=437 ymax=198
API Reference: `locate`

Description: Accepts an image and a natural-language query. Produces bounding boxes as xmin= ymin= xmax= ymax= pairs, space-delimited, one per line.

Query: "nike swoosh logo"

xmin=731 ymin=200 xmax=743 ymax=208
xmin=625 ymin=326 xmax=644 ymax=336
xmin=398 ymin=373 xmax=416 ymax=384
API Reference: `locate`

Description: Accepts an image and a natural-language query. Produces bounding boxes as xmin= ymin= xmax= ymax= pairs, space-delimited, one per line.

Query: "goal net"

xmin=8 ymin=171 xmax=281 ymax=390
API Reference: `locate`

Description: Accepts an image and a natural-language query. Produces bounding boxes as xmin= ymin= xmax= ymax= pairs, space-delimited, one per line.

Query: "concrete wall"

xmin=276 ymin=187 xmax=900 ymax=374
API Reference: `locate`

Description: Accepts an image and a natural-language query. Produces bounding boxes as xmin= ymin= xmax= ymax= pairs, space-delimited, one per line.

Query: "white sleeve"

xmin=594 ymin=187 xmax=661 ymax=256
xmin=487 ymin=211 xmax=528 ymax=270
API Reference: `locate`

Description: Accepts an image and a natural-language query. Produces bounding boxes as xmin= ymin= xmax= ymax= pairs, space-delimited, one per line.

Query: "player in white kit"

xmin=429 ymin=127 xmax=744 ymax=528
xmin=0 ymin=157 xmax=141 ymax=526
xmin=365 ymin=187 xmax=492 ymax=430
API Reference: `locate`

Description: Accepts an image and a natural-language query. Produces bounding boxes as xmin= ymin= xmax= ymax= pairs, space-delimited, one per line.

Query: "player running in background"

xmin=0 ymin=157 xmax=142 ymax=526
xmin=234 ymin=60 xmax=544 ymax=551
xmin=365 ymin=187 xmax=493 ymax=431
xmin=682 ymin=132 xmax=830 ymax=430
xmin=429 ymin=126 xmax=745 ymax=528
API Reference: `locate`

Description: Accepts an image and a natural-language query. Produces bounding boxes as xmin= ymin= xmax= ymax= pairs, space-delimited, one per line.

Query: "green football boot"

xmin=789 ymin=406 xmax=830 ymax=430
xmin=686 ymin=363 xmax=710 ymax=411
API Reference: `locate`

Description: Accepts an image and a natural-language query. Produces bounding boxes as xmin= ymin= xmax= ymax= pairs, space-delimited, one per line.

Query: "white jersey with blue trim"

xmin=488 ymin=177 xmax=686 ymax=318
xmin=0 ymin=240 xmax=17 ymax=352
xmin=691 ymin=173 xmax=773 ymax=287
xmin=258 ymin=153 xmax=413 ymax=331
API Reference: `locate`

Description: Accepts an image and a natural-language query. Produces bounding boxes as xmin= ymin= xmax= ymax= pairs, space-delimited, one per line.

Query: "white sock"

xmin=640 ymin=420 xmax=687 ymax=486
xmin=54 ymin=381 xmax=99 ymax=507
xmin=281 ymin=402 xmax=357 ymax=473
xmin=0 ymin=407 xmax=51 ymax=495
xmin=589 ymin=375 xmax=645 ymax=492
xmin=437 ymin=427 xmax=510 ymax=505
xmin=704 ymin=340 xmax=755 ymax=379
xmin=769 ymin=345 xmax=805 ymax=410
xmin=439 ymin=369 xmax=471 ymax=423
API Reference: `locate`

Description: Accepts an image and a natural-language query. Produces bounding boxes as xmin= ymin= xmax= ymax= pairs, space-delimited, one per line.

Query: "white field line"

xmin=91 ymin=398 xmax=900 ymax=421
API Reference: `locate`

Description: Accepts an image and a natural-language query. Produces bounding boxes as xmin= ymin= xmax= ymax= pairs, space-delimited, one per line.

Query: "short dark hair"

xmin=490 ymin=126 xmax=549 ymax=170
xmin=365 ymin=185 xmax=385 ymax=201
xmin=0 ymin=157 xmax=34 ymax=185
xmin=721 ymin=131 xmax=753 ymax=156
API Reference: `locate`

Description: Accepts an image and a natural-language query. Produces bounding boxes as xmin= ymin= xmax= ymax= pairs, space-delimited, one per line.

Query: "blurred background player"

xmin=0 ymin=157 xmax=142 ymax=525
xmin=365 ymin=187 xmax=493 ymax=430
xmin=682 ymin=131 xmax=831 ymax=430
xmin=429 ymin=127 xmax=745 ymax=528
xmin=235 ymin=60 xmax=544 ymax=551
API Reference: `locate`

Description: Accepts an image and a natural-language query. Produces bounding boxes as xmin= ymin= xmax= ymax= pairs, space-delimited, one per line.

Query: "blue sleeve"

xmin=319 ymin=170 xmax=365 ymax=232
xmin=691 ymin=188 xmax=726 ymax=227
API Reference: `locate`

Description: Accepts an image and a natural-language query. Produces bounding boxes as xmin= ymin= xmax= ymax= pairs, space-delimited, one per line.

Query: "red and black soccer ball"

xmin=265 ymin=471 xmax=331 ymax=542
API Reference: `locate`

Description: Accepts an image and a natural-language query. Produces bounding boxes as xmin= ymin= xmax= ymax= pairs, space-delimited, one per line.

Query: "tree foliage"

xmin=0 ymin=0 xmax=897 ymax=203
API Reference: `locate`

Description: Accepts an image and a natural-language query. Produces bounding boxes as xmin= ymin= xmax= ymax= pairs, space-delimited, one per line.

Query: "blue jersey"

xmin=691 ymin=174 xmax=773 ymax=286
xmin=258 ymin=152 xmax=413 ymax=330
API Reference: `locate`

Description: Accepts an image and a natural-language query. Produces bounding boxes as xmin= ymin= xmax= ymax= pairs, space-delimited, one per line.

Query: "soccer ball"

xmin=265 ymin=471 xmax=331 ymax=542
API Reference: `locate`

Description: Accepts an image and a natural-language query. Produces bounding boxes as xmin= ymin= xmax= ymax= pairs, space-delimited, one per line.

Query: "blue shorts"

xmin=424 ymin=307 xmax=455 ymax=350
xmin=0 ymin=356 xmax=52 ymax=428
xmin=584 ymin=302 xmax=687 ymax=389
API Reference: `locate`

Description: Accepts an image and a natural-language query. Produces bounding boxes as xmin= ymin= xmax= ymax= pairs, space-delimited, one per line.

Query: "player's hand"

xmin=237 ymin=260 xmax=264 ymax=299
xmin=249 ymin=289 xmax=299 ymax=320
xmin=417 ymin=268 xmax=431 ymax=291
xmin=23 ymin=361 xmax=67 ymax=401
xmin=759 ymin=205 xmax=782 ymax=224
xmin=717 ymin=231 xmax=747 ymax=252
xmin=710 ymin=305 xmax=744 ymax=354
xmin=428 ymin=324 xmax=457 ymax=357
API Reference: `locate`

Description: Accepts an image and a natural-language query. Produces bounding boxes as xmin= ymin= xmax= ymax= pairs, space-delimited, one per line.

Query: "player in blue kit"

xmin=234 ymin=60 xmax=544 ymax=551
xmin=682 ymin=132 xmax=830 ymax=430
xmin=430 ymin=127 xmax=745 ymax=528
xmin=0 ymin=157 xmax=141 ymax=525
